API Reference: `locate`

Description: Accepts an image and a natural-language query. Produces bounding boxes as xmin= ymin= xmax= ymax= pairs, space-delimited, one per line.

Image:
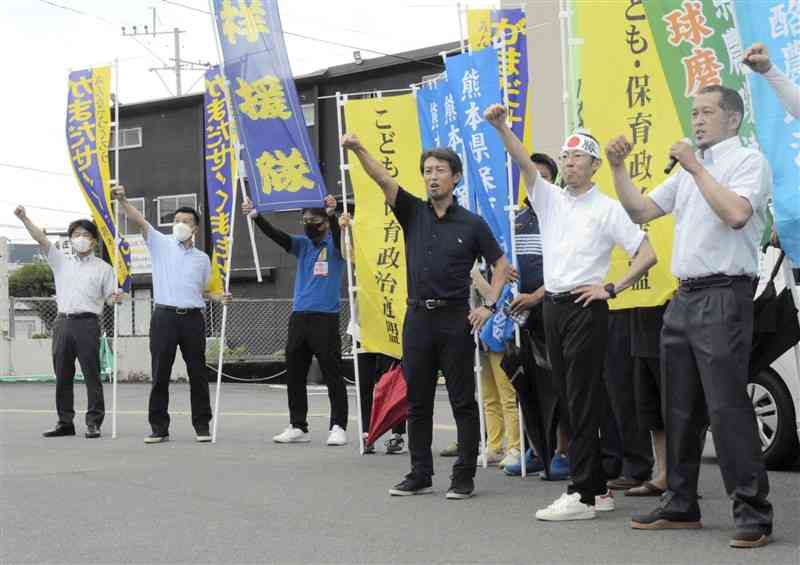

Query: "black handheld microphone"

xmin=664 ymin=138 xmax=693 ymax=174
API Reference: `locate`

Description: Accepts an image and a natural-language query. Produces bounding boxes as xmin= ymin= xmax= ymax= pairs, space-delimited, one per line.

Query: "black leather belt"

xmin=679 ymin=274 xmax=752 ymax=292
xmin=155 ymin=304 xmax=203 ymax=314
xmin=544 ymin=291 xmax=574 ymax=304
xmin=407 ymin=298 xmax=466 ymax=310
xmin=57 ymin=312 xmax=98 ymax=320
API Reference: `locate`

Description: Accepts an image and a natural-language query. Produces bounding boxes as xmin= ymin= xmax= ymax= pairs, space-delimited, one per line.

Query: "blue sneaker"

xmin=541 ymin=453 xmax=570 ymax=481
xmin=504 ymin=448 xmax=544 ymax=476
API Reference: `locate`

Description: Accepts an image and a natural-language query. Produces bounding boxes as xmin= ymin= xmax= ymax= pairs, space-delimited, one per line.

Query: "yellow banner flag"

xmin=67 ymin=66 xmax=131 ymax=291
xmin=574 ymin=3 xmax=678 ymax=308
xmin=343 ymin=94 xmax=426 ymax=358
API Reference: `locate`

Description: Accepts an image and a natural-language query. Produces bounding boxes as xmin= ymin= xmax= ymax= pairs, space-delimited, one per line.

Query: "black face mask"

xmin=304 ymin=223 xmax=323 ymax=239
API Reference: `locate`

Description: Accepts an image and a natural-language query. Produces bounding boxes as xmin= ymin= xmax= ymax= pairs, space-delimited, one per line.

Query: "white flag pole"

xmin=499 ymin=35 xmax=527 ymax=478
xmin=211 ymin=167 xmax=239 ymax=444
xmin=336 ymin=91 xmax=365 ymax=455
xmin=112 ymin=57 xmax=121 ymax=440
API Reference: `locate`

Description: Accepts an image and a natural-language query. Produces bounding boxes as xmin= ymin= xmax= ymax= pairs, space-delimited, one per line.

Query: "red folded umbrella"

xmin=367 ymin=364 xmax=407 ymax=446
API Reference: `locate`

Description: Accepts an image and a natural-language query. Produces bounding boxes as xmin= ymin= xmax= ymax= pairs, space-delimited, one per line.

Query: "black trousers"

xmin=52 ymin=316 xmax=104 ymax=427
xmin=604 ymin=310 xmax=654 ymax=481
xmin=285 ymin=312 xmax=348 ymax=432
xmin=543 ymin=299 xmax=609 ymax=504
xmin=148 ymin=308 xmax=211 ymax=435
xmin=403 ymin=305 xmax=478 ymax=480
xmin=662 ymin=280 xmax=772 ymax=532
xmin=634 ymin=356 xmax=663 ymax=431
xmin=357 ymin=351 xmax=405 ymax=435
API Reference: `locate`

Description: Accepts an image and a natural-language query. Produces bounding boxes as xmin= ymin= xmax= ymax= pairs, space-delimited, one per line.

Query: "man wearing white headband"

xmin=485 ymin=104 xmax=657 ymax=521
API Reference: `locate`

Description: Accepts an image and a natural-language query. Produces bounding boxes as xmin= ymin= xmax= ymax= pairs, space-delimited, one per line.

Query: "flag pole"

xmin=558 ymin=0 xmax=572 ymax=138
xmin=112 ymin=57 xmax=121 ymax=440
xmin=211 ymin=160 xmax=239 ymax=444
xmin=335 ymin=91 xmax=365 ymax=455
xmin=498 ymin=36 xmax=527 ymax=478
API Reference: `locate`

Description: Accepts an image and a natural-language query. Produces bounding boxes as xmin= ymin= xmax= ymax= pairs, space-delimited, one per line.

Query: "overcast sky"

xmin=0 ymin=0 xmax=490 ymax=242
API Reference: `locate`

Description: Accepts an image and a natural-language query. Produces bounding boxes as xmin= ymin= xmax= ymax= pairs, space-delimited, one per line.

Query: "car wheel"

xmin=748 ymin=368 xmax=800 ymax=469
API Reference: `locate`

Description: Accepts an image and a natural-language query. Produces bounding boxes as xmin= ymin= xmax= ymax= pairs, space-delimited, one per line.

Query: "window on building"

xmin=301 ymin=103 xmax=315 ymax=127
xmin=109 ymin=127 xmax=143 ymax=150
xmin=156 ymin=194 xmax=198 ymax=226
xmin=113 ymin=198 xmax=145 ymax=235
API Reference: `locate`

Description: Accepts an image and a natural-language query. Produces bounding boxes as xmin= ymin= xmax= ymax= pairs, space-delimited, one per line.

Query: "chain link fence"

xmin=9 ymin=297 xmax=352 ymax=362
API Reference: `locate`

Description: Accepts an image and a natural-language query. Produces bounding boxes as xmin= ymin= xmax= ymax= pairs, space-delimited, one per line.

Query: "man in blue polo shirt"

xmin=242 ymin=195 xmax=348 ymax=446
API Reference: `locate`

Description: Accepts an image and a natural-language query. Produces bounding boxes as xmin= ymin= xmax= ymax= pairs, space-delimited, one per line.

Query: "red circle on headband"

xmin=566 ymin=136 xmax=581 ymax=148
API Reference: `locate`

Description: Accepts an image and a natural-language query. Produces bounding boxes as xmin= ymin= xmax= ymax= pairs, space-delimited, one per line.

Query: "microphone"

xmin=664 ymin=138 xmax=693 ymax=174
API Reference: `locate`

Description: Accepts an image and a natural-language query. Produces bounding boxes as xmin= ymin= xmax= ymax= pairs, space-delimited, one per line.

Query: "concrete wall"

xmin=0 ymin=336 xmax=198 ymax=381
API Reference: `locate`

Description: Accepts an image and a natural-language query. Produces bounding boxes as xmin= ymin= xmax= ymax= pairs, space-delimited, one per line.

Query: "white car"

xmin=751 ymin=247 xmax=800 ymax=469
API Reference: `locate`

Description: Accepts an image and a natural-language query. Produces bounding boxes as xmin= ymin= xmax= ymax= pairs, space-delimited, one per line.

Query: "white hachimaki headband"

xmin=561 ymin=132 xmax=601 ymax=160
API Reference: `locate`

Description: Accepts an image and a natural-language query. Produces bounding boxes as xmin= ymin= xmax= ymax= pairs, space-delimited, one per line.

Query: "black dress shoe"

xmin=42 ymin=424 xmax=76 ymax=438
xmin=85 ymin=425 xmax=101 ymax=439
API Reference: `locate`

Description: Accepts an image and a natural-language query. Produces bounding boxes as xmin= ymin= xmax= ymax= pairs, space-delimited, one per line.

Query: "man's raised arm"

xmin=484 ymin=104 xmax=540 ymax=189
xmin=341 ymin=133 xmax=400 ymax=207
xmin=14 ymin=206 xmax=50 ymax=252
xmin=606 ymin=136 xmax=667 ymax=224
xmin=110 ymin=185 xmax=150 ymax=237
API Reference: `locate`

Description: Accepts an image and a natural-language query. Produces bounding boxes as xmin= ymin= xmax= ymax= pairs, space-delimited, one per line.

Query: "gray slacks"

xmin=661 ymin=278 xmax=772 ymax=532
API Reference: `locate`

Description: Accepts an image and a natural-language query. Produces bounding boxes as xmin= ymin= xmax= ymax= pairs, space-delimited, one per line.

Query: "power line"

xmin=0 ymin=163 xmax=70 ymax=177
xmin=160 ymin=0 xmax=444 ymax=69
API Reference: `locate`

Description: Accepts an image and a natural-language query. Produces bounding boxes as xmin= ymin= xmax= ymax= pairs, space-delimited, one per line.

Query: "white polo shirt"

xmin=527 ymin=175 xmax=646 ymax=293
xmin=46 ymin=244 xmax=116 ymax=315
xmin=649 ymin=137 xmax=772 ymax=280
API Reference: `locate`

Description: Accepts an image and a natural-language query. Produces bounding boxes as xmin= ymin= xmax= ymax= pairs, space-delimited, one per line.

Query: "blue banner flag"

xmin=479 ymin=284 xmax=515 ymax=352
xmin=737 ymin=0 xmax=800 ymax=263
xmin=66 ymin=67 xmax=131 ymax=291
xmin=445 ymin=49 xmax=511 ymax=255
xmin=415 ymin=77 xmax=472 ymax=209
xmin=204 ymin=67 xmax=237 ymax=294
xmin=212 ymin=0 xmax=326 ymax=212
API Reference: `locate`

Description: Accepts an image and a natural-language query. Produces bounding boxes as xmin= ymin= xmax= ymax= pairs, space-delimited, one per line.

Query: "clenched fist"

xmin=341 ymin=133 xmax=362 ymax=151
xmin=483 ymin=103 xmax=507 ymax=128
xmin=605 ymin=136 xmax=633 ymax=168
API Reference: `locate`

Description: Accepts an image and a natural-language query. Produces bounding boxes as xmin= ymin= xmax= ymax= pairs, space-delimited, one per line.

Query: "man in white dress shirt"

xmin=485 ymin=104 xmax=657 ymax=521
xmin=607 ymin=84 xmax=774 ymax=548
xmin=14 ymin=206 xmax=120 ymax=439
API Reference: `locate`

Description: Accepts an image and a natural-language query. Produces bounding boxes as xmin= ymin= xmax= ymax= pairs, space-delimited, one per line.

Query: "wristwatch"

xmin=604 ymin=283 xmax=617 ymax=299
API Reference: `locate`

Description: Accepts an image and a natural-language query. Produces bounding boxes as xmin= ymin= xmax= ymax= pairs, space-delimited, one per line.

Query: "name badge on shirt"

xmin=313 ymin=261 xmax=328 ymax=276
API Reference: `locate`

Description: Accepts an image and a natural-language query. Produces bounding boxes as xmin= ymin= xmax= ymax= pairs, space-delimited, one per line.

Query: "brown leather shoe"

xmin=729 ymin=530 xmax=770 ymax=548
xmin=607 ymin=477 xmax=644 ymax=490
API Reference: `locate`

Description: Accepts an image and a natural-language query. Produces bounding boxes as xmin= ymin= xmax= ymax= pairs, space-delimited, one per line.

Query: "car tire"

xmin=748 ymin=368 xmax=800 ymax=469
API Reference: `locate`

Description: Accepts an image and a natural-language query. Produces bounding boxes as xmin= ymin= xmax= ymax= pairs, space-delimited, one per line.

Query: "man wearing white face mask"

xmin=14 ymin=206 xmax=121 ymax=439
xmin=111 ymin=186 xmax=230 ymax=444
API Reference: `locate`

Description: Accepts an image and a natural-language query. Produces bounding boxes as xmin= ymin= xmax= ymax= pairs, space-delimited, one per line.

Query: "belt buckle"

xmin=424 ymin=299 xmax=437 ymax=310
xmin=175 ymin=308 xmax=188 ymax=315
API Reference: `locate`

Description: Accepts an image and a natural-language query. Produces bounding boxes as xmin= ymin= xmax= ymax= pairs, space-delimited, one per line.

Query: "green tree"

xmin=10 ymin=262 xmax=56 ymax=333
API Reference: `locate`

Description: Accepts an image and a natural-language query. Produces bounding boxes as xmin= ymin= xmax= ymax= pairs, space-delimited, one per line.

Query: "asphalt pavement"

xmin=1 ymin=383 xmax=798 ymax=564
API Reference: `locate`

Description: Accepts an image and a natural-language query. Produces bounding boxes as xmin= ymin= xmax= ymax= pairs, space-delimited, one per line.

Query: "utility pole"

xmin=122 ymin=8 xmax=211 ymax=97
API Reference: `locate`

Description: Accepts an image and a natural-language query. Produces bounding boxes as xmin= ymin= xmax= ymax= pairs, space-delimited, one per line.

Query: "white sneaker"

xmin=327 ymin=425 xmax=347 ymax=446
xmin=272 ymin=427 xmax=310 ymax=443
xmin=535 ymin=492 xmax=596 ymax=521
xmin=477 ymin=449 xmax=504 ymax=467
xmin=595 ymin=490 xmax=615 ymax=512
xmin=498 ymin=448 xmax=521 ymax=469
